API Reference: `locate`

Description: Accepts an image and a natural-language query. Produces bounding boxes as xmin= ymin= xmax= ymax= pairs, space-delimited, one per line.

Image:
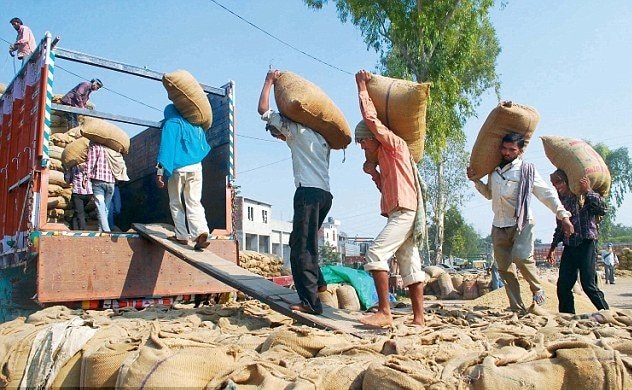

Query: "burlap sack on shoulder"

xmin=61 ymin=137 xmax=90 ymax=168
xmin=365 ymin=74 xmax=430 ymax=162
xmin=0 ymin=82 xmax=5 ymax=95
xmin=541 ymin=135 xmax=611 ymax=196
xmin=469 ymin=101 xmax=540 ymax=180
xmin=81 ymin=118 xmax=130 ymax=154
xmin=274 ymin=71 xmax=351 ymax=150
xmin=162 ymin=70 xmax=212 ymax=129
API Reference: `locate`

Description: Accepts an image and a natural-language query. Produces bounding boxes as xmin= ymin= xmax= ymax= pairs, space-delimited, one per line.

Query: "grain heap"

xmin=238 ymin=250 xmax=285 ymax=278
xmin=617 ymin=247 xmax=632 ymax=270
xmin=2 ymin=300 xmax=631 ymax=389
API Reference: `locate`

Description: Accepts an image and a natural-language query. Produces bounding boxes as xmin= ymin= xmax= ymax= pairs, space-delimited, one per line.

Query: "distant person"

xmin=156 ymin=104 xmax=211 ymax=251
xmin=467 ymin=133 xmax=574 ymax=313
xmin=85 ymin=142 xmax=117 ymax=232
xmin=601 ymin=243 xmax=619 ymax=285
xmin=258 ymin=69 xmax=332 ymax=315
xmin=354 ymin=70 xmax=426 ymax=328
xmin=8 ymin=17 xmax=36 ymax=64
xmin=64 ymin=162 xmax=92 ymax=230
xmin=60 ymin=79 xmax=103 ymax=129
xmin=546 ymin=170 xmax=609 ymax=314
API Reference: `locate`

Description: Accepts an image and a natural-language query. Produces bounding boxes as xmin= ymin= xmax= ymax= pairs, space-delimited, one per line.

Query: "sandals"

xmin=533 ymin=290 xmax=546 ymax=306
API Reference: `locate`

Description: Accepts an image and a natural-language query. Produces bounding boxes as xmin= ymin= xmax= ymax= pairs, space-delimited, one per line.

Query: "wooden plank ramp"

xmin=134 ymin=223 xmax=383 ymax=338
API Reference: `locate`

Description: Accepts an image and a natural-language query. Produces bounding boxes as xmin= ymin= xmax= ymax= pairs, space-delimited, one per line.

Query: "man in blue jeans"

xmin=85 ymin=142 xmax=116 ymax=232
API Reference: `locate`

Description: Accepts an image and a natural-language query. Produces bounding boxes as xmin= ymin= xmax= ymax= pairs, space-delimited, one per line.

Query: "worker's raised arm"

xmin=257 ymin=70 xmax=280 ymax=115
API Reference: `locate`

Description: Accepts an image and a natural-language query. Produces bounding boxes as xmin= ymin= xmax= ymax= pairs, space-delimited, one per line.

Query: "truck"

xmin=0 ymin=33 xmax=239 ymax=321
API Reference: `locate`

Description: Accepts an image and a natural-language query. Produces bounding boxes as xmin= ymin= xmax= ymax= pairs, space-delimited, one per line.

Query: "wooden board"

xmin=134 ymin=223 xmax=383 ymax=338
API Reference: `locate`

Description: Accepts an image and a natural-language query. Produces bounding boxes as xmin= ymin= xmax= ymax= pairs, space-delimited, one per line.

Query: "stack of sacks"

xmin=617 ymin=247 xmax=632 ymax=270
xmin=162 ymin=70 xmax=212 ymax=129
xmin=422 ymin=266 xmax=461 ymax=299
xmin=469 ymin=101 xmax=540 ymax=180
xmin=238 ymin=250 xmax=284 ymax=278
xmin=273 ymin=71 xmax=351 ymax=149
xmin=0 ymin=82 xmax=6 ymax=95
xmin=46 ymin=137 xmax=72 ymax=223
xmin=359 ymin=74 xmax=431 ymax=163
xmin=541 ymin=136 xmax=611 ymax=196
xmin=50 ymin=94 xmax=95 ymax=136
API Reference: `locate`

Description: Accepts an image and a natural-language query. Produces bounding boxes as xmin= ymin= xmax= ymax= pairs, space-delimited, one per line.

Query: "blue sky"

xmin=2 ymin=1 xmax=630 ymax=242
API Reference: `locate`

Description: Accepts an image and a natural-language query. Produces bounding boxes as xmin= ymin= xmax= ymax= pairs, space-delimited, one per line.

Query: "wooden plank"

xmin=134 ymin=223 xmax=382 ymax=338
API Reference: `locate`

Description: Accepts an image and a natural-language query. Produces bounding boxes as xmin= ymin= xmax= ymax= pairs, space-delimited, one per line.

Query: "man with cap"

xmin=8 ymin=17 xmax=36 ymax=65
xmin=60 ymin=79 xmax=103 ymax=129
xmin=601 ymin=243 xmax=619 ymax=285
xmin=355 ymin=70 xmax=426 ymax=328
xmin=546 ymin=169 xmax=610 ymax=313
xmin=257 ymin=69 xmax=332 ymax=315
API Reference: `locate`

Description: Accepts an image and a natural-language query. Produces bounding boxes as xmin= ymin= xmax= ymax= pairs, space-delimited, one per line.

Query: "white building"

xmin=234 ymin=197 xmax=292 ymax=266
xmin=319 ymin=217 xmax=340 ymax=250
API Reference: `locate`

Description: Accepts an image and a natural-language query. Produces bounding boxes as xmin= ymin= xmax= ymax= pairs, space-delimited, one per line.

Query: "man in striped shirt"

xmin=86 ymin=142 xmax=116 ymax=232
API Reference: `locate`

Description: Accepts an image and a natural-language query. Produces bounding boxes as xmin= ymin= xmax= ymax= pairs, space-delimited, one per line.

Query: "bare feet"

xmin=409 ymin=318 xmax=425 ymax=326
xmin=290 ymin=304 xmax=320 ymax=315
xmin=359 ymin=312 xmax=393 ymax=328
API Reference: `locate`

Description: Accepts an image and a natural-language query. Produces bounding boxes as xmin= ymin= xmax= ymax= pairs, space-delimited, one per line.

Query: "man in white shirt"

xmin=467 ymin=132 xmax=573 ymax=312
xmin=601 ymin=243 xmax=618 ymax=284
xmin=258 ymin=69 xmax=333 ymax=315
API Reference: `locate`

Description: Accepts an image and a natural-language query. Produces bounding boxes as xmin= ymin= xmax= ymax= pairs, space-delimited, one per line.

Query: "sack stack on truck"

xmin=541 ymin=135 xmax=611 ymax=196
xmin=50 ymin=94 xmax=95 ymax=135
xmin=358 ymin=74 xmax=431 ymax=163
xmin=469 ymin=101 xmax=540 ymax=180
xmin=162 ymin=69 xmax=213 ymax=130
xmin=0 ymin=82 xmax=6 ymax=95
xmin=273 ymin=71 xmax=351 ymax=149
xmin=238 ymin=250 xmax=285 ymax=278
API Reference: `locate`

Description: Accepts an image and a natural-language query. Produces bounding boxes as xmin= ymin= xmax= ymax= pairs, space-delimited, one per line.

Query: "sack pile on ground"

xmin=616 ymin=247 xmax=632 ymax=270
xmin=318 ymin=283 xmax=362 ymax=311
xmin=422 ymin=266 xmax=492 ymax=300
xmin=364 ymin=74 xmax=431 ymax=162
xmin=469 ymin=101 xmax=540 ymax=180
xmin=238 ymin=250 xmax=284 ymax=278
xmin=541 ymin=135 xmax=611 ymax=196
xmin=2 ymin=299 xmax=631 ymax=389
xmin=274 ymin=71 xmax=351 ymax=150
xmin=162 ymin=69 xmax=213 ymax=129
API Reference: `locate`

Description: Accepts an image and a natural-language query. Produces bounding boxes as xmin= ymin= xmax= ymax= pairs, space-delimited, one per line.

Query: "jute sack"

xmin=541 ymin=135 xmax=611 ymax=196
xmin=462 ymin=279 xmax=479 ymax=300
xmin=438 ymin=272 xmax=456 ymax=299
xmin=162 ymin=70 xmax=212 ymax=129
xmin=356 ymin=120 xmax=422 ymax=162
xmin=49 ymin=145 xmax=64 ymax=160
xmin=48 ymin=170 xmax=69 ymax=188
xmin=336 ymin=284 xmax=361 ymax=311
xmin=81 ymin=117 xmax=130 ymax=154
xmin=274 ymin=71 xmax=351 ymax=149
xmin=0 ymin=82 xmax=5 ymax=95
xmin=423 ymin=265 xmax=445 ymax=278
xmin=469 ymin=101 xmax=540 ymax=180
xmin=365 ymin=74 xmax=430 ymax=162
xmin=61 ymin=137 xmax=90 ymax=168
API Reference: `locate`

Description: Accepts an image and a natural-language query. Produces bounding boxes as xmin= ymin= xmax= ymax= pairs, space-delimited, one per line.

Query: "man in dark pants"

xmin=547 ymin=169 xmax=609 ymax=314
xmin=64 ymin=162 xmax=92 ymax=230
xmin=258 ymin=69 xmax=332 ymax=315
xmin=60 ymin=78 xmax=103 ymax=129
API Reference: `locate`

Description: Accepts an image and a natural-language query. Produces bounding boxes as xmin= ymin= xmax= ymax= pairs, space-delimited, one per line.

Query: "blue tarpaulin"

xmin=321 ymin=265 xmax=379 ymax=310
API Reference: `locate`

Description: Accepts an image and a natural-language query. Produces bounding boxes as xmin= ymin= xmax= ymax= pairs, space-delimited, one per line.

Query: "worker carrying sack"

xmin=81 ymin=118 xmax=130 ymax=154
xmin=364 ymin=74 xmax=430 ymax=163
xmin=469 ymin=101 xmax=539 ymax=180
xmin=273 ymin=71 xmax=351 ymax=150
xmin=162 ymin=70 xmax=213 ymax=130
xmin=541 ymin=135 xmax=611 ymax=196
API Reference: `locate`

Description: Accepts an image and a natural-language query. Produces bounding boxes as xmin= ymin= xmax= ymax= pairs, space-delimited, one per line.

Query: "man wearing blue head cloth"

xmin=156 ymin=104 xmax=211 ymax=251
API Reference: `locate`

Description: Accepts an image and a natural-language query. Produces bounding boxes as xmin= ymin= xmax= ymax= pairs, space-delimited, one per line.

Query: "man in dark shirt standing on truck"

xmin=59 ymin=78 xmax=103 ymax=129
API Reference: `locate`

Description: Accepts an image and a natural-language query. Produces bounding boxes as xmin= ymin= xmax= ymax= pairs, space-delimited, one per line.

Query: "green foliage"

xmin=319 ymin=243 xmax=341 ymax=265
xmin=589 ymin=143 xmax=632 ymax=241
xmin=428 ymin=205 xmax=482 ymax=258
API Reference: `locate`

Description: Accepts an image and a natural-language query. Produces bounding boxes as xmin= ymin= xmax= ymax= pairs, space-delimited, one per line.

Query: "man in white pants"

xmin=355 ymin=70 xmax=426 ymax=328
xmin=156 ymin=104 xmax=211 ymax=251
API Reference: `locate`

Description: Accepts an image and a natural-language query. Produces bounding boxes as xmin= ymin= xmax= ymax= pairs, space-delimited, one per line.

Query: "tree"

xmin=421 ymin=138 xmax=469 ymax=262
xmin=304 ymin=0 xmax=501 ymax=260
xmin=591 ymin=143 xmax=632 ymax=241
xmin=319 ymin=243 xmax=341 ymax=265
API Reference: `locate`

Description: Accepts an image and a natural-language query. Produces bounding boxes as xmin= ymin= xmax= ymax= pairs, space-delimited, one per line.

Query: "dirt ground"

xmin=602 ymin=275 xmax=632 ymax=310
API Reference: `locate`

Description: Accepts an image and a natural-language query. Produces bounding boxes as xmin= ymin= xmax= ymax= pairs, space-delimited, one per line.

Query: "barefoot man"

xmin=355 ymin=70 xmax=426 ymax=327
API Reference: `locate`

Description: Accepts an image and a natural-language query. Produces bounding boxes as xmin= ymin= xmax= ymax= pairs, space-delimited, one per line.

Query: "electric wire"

xmin=208 ymin=0 xmax=353 ymax=75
